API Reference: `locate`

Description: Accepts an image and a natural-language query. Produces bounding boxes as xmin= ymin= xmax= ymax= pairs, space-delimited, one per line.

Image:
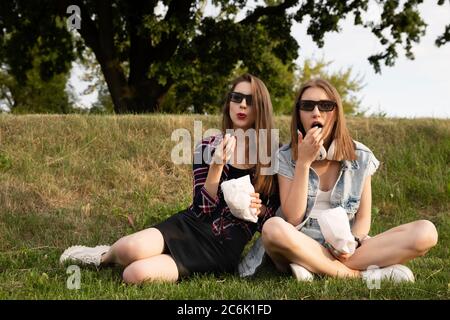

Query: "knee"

xmin=262 ymin=217 xmax=295 ymax=251
xmin=122 ymin=265 xmax=148 ymax=285
xmin=115 ymin=237 xmax=144 ymax=264
xmin=411 ymin=220 xmax=438 ymax=255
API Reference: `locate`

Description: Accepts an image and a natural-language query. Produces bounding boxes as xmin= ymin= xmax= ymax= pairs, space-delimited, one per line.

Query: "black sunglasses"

xmin=229 ymin=92 xmax=253 ymax=106
xmin=297 ymin=100 xmax=337 ymax=112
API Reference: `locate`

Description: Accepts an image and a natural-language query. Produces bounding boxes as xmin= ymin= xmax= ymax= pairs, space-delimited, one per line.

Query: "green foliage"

xmin=297 ymin=58 xmax=365 ymax=115
xmin=0 ymin=67 xmax=15 ymax=111
xmin=0 ymin=50 xmax=72 ymax=114
xmin=0 ymin=1 xmax=74 ymax=83
xmin=164 ymin=21 xmax=297 ymax=115
xmin=121 ymin=55 xmax=364 ymax=115
xmin=2 ymin=1 xmax=447 ymax=113
xmin=89 ymin=86 xmax=115 ymax=115
xmin=70 ymin=47 xmax=115 ymax=115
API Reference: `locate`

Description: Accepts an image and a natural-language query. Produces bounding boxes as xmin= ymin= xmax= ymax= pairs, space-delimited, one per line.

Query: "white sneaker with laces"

xmin=289 ymin=263 xmax=314 ymax=282
xmin=362 ymin=264 xmax=415 ymax=283
xmin=60 ymin=245 xmax=110 ymax=267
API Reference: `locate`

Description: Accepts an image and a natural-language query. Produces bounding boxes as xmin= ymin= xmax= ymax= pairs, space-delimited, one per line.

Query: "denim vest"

xmin=276 ymin=140 xmax=379 ymax=225
xmin=237 ymin=140 xmax=379 ymax=277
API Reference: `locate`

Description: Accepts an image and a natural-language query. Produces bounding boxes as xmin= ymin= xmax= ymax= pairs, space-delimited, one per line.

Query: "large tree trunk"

xmin=75 ymin=1 xmax=173 ymax=113
xmin=70 ymin=0 xmax=191 ymax=113
xmin=88 ymin=48 xmax=172 ymax=113
xmin=118 ymin=78 xmax=172 ymax=114
xmin=97 ymin=58 xmax=129 ymax=113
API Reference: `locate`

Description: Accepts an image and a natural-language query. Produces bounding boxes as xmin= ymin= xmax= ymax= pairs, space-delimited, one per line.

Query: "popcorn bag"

xmin=221 ymin=175 xmax=258 ymax=223
xmin=316 ymin=207 xmax=357 ymax=255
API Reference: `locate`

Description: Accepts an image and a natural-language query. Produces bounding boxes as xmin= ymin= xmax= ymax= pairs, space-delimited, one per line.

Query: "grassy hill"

xmin=0 ymin=114 xmax=448 ymax=299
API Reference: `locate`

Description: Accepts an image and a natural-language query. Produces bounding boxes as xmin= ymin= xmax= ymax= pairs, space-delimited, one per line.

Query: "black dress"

xmin=153 ymin=165 xmax=261 ymax=278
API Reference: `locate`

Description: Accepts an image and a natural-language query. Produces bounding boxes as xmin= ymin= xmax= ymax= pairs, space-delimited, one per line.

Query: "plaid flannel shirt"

xmin=188 ymin=135 xmax=279 ymax=240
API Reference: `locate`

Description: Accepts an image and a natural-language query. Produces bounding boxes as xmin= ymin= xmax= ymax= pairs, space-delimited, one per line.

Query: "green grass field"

xmin=0 ymin=114 xmax=448 ymax=299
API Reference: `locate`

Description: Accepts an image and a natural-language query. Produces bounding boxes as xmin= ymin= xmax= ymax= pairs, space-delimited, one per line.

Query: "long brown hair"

xmin=222 ymin=73 xmax=277 ymax=198
xmin=291 ymin=78 xmax=356 ymax=161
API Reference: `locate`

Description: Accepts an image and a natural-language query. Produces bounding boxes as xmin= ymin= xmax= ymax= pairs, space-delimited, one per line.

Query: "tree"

xmin=0 ymin=66 xmax=15 ymax=112
xmin=89 ymin=85 xmax=114 ymax=114
xmin=0 ymin=54 xmax=72 ymax=114
xmin=160 ymin=56 xmax=365 ymax=115
xmin=0 ymin=2 xmax=73 ymax=113
xmin=1 ymin=0 xmax=449 ymax=113
xmin=297 ymin=58 xmax=365 ymax=115
xmin=165 ymin=36 xmax=297 ymax=115
xmin=75 ymin=47 xmax=115 ymax=114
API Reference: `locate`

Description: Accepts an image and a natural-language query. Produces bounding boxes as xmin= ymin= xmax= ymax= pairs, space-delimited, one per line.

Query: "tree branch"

xmin=152 ymin=0 xmax=196 ymax=62
xmin=240 ymin=0 xmax=299 ymax=25
xmin=436 ymin=24 xmax=450 ymax=47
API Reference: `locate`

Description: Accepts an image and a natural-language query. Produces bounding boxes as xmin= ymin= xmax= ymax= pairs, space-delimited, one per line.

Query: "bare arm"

xmin=278 ymin=163 xmax=310 ymax=226
xmin=279 ymin=127 xmax=323 ymax=226
xmin=204 ymin=163 xmax=225 ymax=199
xmin=351 ymin=175 xmax=372 ymax=238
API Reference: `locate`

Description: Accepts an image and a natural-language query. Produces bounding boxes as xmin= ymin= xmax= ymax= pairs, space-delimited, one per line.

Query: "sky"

xmin=290 ymin=1 xmax=450 ymax=119
xmin=69 ymin=1 xmax=450 ymax=118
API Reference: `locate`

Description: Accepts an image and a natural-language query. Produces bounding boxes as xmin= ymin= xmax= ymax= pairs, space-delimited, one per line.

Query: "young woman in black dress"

xmin=60 ymin=74 xmax=280 ymax=283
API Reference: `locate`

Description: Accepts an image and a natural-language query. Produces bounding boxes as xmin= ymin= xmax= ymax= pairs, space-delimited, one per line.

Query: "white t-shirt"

xmin=308 ymin=189 xmax=332 ymax=219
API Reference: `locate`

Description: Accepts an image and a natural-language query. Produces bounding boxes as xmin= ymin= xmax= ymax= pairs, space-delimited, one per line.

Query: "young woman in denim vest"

xmin=60 ymin=74 xmax=280 ymax=284
xmin=262 ymin=78 xmax=438 ymax=282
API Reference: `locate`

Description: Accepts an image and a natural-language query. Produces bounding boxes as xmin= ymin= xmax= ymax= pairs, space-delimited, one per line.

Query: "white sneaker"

xmin=60 ymin=245 xmax=110 ymax=267
xmin=362 ymin=264 xmax=415 ymax=283
xmin=289 ymin=263 xmax=314 ymax=282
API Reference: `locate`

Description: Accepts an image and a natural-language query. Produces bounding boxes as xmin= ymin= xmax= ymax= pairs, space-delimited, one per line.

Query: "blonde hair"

xmin=290 ymin=78 xmax=356 ymax=161
xmin=222 ymin=73 xmax=277 ymax=197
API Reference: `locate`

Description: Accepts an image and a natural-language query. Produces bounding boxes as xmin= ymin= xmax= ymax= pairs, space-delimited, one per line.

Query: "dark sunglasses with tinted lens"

xmin=229 ymin=92 xmax=253 ymax=106
xmin=297 ymin=100 xmax=336 ymax=112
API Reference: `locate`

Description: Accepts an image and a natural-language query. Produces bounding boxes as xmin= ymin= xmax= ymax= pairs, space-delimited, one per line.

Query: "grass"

xmin=0 ymin=114 xmax=448 ymax=299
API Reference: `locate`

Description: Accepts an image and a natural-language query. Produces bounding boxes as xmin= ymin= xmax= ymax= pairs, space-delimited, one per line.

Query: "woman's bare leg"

xmin=101 ymin=227 xmax=165 ymax=267
xmin=100 ymin=228 xmax=180 ymax=284
xmin=122 ymin=254 xmax=179 ymax=284
xmin=262 ymin=217 xmax=360 ymax=278
xmin=344 ymin=220 xmax=438 ymax=270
